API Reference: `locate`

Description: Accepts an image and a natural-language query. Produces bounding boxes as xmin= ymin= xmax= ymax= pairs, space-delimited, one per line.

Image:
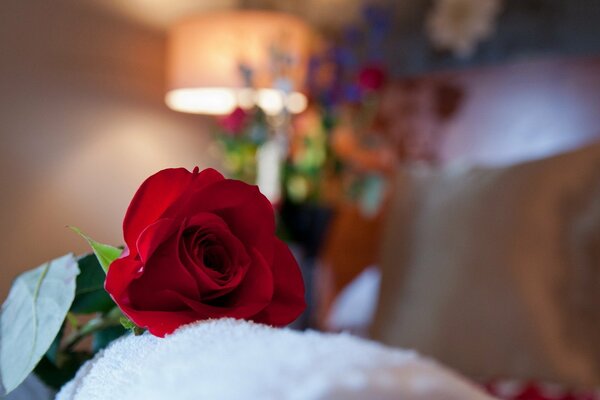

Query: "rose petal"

xmin=124 ymin=284 xmax=268 ymax=337
xmin=187 ymin=246 xmax=248 ymax=300
xmin=110 ymin=167 xmax=306 ymax=337
xmin=175 ymin=247 xmax=274 ymax=320
xmin=127 ymin=232 xmax=200 ymax=309
xmin=220 ymin=247 xmax=274 ymax=311
xmin=105 ymin=250 xmax=143 ymax=306
xmin=129 ymin=288 xmax=190 ymax=312
xmin=123 ymin=168 xmax=224 ymax=250
xmin=169 ymin=180 xmax=276 ymax=265
xmin=136 ymin=218 xmax=177 ymax=263
xmin=252 ymin=239 xmax=306 ymax=326
xmin=118 ymin=306 xmax=199 ymax=338
xmin=152 ymin=251 xmax=273 ymax=321
xmin=174 ymin=291 xmax=265 ymax=320
xmin=105 ymin=253 xmax=195 ymax=332
xmin=177 ymin=213 xmax=251 ymax=299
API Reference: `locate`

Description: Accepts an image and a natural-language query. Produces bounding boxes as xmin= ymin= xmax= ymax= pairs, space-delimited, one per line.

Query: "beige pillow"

xmin=371 ymin=142 xmax=600 ymax=387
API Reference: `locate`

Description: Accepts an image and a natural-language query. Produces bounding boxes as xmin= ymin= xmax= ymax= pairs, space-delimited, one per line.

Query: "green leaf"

xmin=68 ymin=226 xmax=122 ymax=273
xmin=63 ymin=307 xmax=123 ymax=351
xmin=0 ymin=254 xmax=79 ymax=395
xmin=45 ymin=322 xmax=65 ymax=366
xmin=70 ymin=254 xmax=115 ymax=314
xmin=66 ymin=312 xmax=79 ymax=330
xmin=119 ymin=317 xmax=144 ymax=336
xmin=119 ymin=317 xmax=136 ymax=330
xmin=34 ymin=351 xmax=91 ymax=391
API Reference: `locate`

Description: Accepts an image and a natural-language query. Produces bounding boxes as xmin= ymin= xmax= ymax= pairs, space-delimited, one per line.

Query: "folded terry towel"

xmin=57 ymin=318 xmax=493 ymax=400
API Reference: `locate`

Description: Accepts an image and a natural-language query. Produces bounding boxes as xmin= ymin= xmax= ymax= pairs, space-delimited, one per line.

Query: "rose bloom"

xmin=217 ymin=107 xmax=248 ymax=135
xmin=357 ymin=65 xmax=387 ymax=91
xmin=105 ymin=167 xmax=306 ymax=337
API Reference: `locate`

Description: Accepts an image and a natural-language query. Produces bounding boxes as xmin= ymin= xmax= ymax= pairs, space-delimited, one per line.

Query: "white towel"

xmin=57 ymin=318 xmax=494 ymax=400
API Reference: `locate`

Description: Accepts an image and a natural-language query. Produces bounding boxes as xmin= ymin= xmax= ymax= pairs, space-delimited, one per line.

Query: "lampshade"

xmin=165 ymin=11 xmax=314 ymax=115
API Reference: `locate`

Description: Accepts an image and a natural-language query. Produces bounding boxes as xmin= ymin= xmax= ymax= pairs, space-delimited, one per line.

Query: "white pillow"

xmin=325 ymin=266 xmax=381 ymax=336
xmin=57 ymin=319 xmax=493 ymax=400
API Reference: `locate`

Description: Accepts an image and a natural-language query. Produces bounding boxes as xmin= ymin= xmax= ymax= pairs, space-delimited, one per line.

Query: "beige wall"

xmin=0 ymin=0 xmax=219 ymax=299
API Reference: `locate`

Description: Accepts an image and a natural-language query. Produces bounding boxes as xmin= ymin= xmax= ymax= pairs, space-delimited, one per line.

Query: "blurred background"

xmin=2 ymin=0 xmax=600 ymax=396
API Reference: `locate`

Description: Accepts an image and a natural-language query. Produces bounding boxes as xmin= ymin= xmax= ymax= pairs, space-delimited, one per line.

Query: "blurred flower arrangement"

xmin=210 ymin=4 xmax=399 ymax=215
xmin=210 ymin=2 xmax=472 ymax=216
xmin=215 ymin=106 xmax=267 ymax=184
xmin=211 ymin=42 xmax=302 ymax=204
xmin=300 ymin=4 xmax=398 ymax=216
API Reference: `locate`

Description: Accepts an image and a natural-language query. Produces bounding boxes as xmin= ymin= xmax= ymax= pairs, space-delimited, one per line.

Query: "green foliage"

xmin=34 ymin=350 xmax=91 ymax=391
xmin=93 ymin=325 xmax=127 ymax=352
xmin=70 ymin=254 xmax=115 ymax=314
xmin=219 ymin=136 xmax=259 ymax=184
xmin=68 ymin=226 xmax=122 ymax=273
xmin=0 ymin=254 xmax=79 ymax=395
xmin=34 ymin=304 xmax=128 ymax=390
xmin=0 ymin=230 xmax=135 ymax=395
xmin=120 ymin=317 xmax=144 ymax=336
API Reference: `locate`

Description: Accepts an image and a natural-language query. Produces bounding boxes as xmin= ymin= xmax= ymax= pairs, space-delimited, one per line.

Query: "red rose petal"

xmin=130 ymin=288 xmax=192 ymax=312
xmin=357 ymin=65 xmax=387 ymax=91
xmin=172 ymin=179 xmax=276 ymax=265
xmin=123 ymin=168 xmax=224 ymax=250
xmin=119 ymin=306 xmax=200 ymax=338
xmin=136 ymin=218 xmax=177 ymax=263
xmin=177 ymin=213 xmax=251 ymax=300
xmin=184 ymin=246 xmax=248 ymax=300
xmin=174 ymin=247 xmax=275 ymax=322
xmin=173 ymin=290 xmax=266 ymax=321
xmin=126 ymin=284 xmax=271 ymax=337
xmin=127 ymin=232 xmax=200 ymax=309
xmin=105 ymin=251 xmax=143 ymax=306
xmin=222 ymin=247 xmax=274 ymax=311
xmin=252 ymin=239 xmax=305 ymax=326
xmin=109 ymin=167 xmax=306 ymax=336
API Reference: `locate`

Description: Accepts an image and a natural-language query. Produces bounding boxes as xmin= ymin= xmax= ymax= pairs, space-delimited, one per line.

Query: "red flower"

xmin=105 ymin=167 xmax=305 ymax=337
xmin=514 ymin=384 xmax=548 ymax=400
xmin=357 ymin=65 xmax=387 ymax=91
xmin=218 ymin=107 xmax=248 ymax=134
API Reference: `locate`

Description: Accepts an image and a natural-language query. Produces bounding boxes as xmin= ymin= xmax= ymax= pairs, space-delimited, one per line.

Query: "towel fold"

xmin=57 ymin=318 xmax=493 ymax=400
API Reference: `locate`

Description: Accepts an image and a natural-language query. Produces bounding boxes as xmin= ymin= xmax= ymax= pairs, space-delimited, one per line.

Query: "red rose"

xmin=105 ymin=167 xmax=305 ymax=337
xmin=218 ymin=107 xmax=248 ymax=135
xmin=357 ymin=65 xmax=387 ymax=91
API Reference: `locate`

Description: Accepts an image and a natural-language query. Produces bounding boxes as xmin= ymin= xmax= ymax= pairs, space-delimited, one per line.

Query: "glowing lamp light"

xmin=165 ymin=11 xmax=314 ymax=115
xmin=165 ymin=88 xmax=237 ymax=115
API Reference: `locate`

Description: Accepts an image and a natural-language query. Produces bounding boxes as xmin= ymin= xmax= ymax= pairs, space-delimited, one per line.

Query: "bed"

xmin=326 ymin=142 xmax=600 ymax=398
xmin=320 ymin=55 xmax=600 ymax=398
